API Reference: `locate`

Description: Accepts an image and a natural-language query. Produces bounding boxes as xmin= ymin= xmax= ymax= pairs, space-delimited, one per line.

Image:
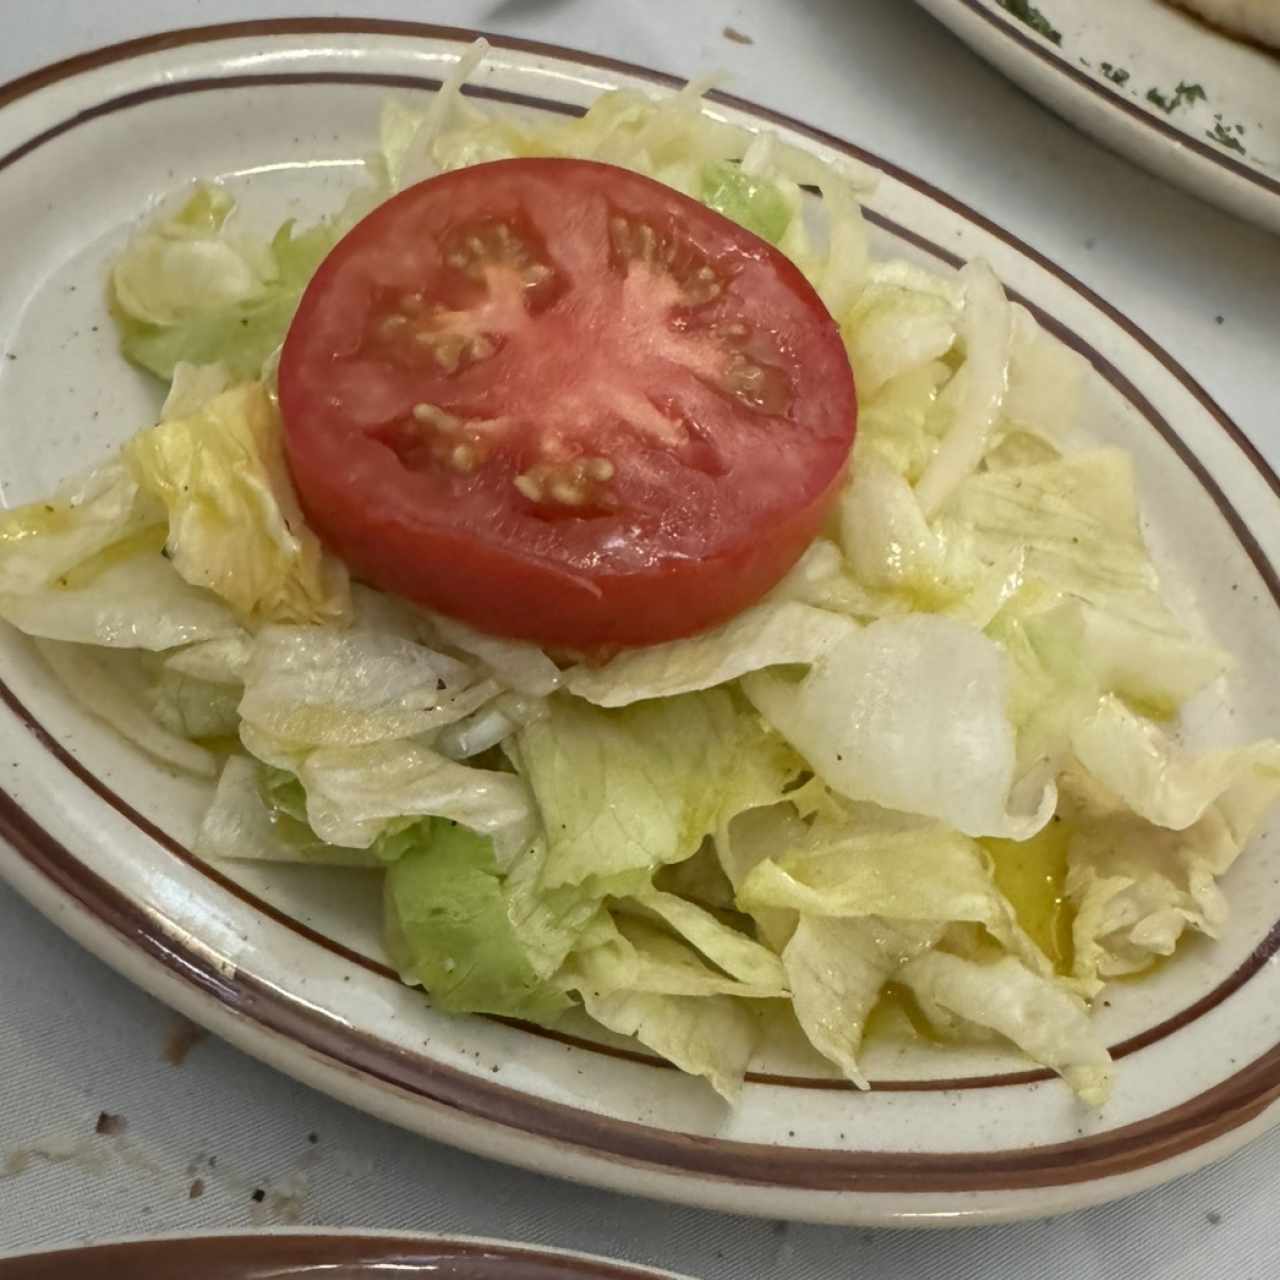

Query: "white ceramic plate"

xmin=0 ymin=1228 xmax=689 ymax=1279
xmin=1 ymin=20 xmax=1279 ymax=1228
xmin=913 ymin=0 xmax=1280 ymax=235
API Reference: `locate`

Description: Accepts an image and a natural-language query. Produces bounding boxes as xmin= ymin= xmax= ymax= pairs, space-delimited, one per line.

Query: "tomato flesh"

xmin=279 ymin=158 xmax=856 ymax=649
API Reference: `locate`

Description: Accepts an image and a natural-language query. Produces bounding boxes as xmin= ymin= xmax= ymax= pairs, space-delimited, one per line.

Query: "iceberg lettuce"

xmin=0 ymin=548 xmax=240 ymax=651
xmin=781 ymin=915 xmax=942 ymax=1088
xmin=125 ymin=382 xmax=351 ymax=625
xmin=196 ymin=755 xmax=381 ymax=866
xmin=35 ymin=639 xmax=218 ymax=776
xmin=239 ymin=625 xmax=498 ymax=747
xmin=745 ymin=615 xmax=1055 ymax=840
xmin=1065 ymin=763 xmax=1280 ymax=992
xmin=385 ymin=821 xmax=584 ymax=1022
xmin=0 ymin=461 xmax=163 ymax=596
xmin=562 ymin=600 xmax=856 ymax=707
xmin=899 ymin=949 xmax=1112 ymax=1104
xmin=579 ymin=987 xmax=757 ymax=1103
xmin=736 ymin=803 xmax=1050 ymax=974
xmin=515 ymin=689 xmax=800 ymax=890
xmin=112 ymin=186 xmax=359 ymax=381
xmin=285 ymin=737 xmax=535 ymax=858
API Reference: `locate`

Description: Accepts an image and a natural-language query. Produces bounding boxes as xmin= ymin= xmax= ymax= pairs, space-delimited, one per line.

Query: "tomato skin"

xmin=280 ymin=157 xmax=856 ymax=650
xmin=287 ymin=452 xmax=847 ymax=648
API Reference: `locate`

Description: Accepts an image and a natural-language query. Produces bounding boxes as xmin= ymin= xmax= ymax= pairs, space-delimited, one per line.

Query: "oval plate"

xmin=913 ymin=0 xmax=1280 ymax=235
xmin=0 ymin=1230 xmax=689 ymax=1279
xmin=1 ymin=20 xmax=1279 ymax=1228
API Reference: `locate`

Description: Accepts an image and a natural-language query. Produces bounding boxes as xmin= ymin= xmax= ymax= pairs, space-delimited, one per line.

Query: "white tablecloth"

xmin=2 ymin=1 xmax=1278 ymax=1273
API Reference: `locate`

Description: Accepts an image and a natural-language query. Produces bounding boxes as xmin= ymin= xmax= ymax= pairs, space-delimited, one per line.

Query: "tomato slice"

xmin=279 ymin=158 xmax=855 ymax=649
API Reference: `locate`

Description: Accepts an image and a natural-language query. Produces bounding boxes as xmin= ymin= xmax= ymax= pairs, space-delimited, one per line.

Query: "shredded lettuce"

xmin=580 ymin=987 xmax=757 ymax=1104
xmin=285 ymin=738 xmax=536 ymax=857
xmin=385 ymin=822 xmax=582 ymax=1022
xmin=0 ymin=550 xmax=240 ymax=650
xmin=238 ymin=625 xmax=498 ymax=747
xmin=125 ymin=382 xmax=350 ymax=625
xmin=112 ymin=186 xmax=362 ymax=381
xmin=565 ymin=910 xmax=784 ymax=1001
xmin=745 ymin=616 xmax=1056 ymax=840
xmin=0 ymin=55 xmax=1273 ymax=1104
xmin=1071 ymin=696 xmax=1280 ymax=832
xmin=700 ymin=160 xmax=792 ymax=243
xmin=35 ymin=639 xmax=219 ymax=777
xmin=148 ymin=665 xmax=242 ymax=740
xmin=514 ymin=690 xmax=798 ymax=890
xmin=627 ymin=887 xmax=788 ymax=991
xmin=737 ymin=802 xmax=1051 ymax=975
xmin=782 ymin=916 xmax=942 ymax=1089
xmin=899 ymin=950 xmax=1112 ymax=1104
xmin=914 ymin=260 xmax=1014 ymax=516
xmin=196 ymin=755 xmax=381 ymax=866
xmin=562 ymin=599 xmax=856 ymax=707
xmin=0 ymin=460 xmax=163 ymax=596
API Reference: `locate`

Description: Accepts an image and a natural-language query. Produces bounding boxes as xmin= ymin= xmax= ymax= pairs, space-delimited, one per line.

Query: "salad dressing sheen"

xmin=982 ymin=821 xmax=1075 ymax=974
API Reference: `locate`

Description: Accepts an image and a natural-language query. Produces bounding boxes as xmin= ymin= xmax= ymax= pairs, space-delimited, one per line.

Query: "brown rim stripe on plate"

xmin=947 ymin=0 xmax=1280 ymax=199
xmin=0 ymin=1234 xmax=672 ymax=1279
xmin=1 ymin=62 xmax=1278 ymax=1093
xmin=6 ymin=622 xmax=1280 ymax=1094
xmin=0 ymin=19 xmax=1278 ymax=1193
xmin=4 ymin=780 xmax=1280 ymax=1195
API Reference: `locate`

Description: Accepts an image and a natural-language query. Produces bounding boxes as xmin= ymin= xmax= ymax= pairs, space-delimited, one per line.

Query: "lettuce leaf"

xmin=385 ymin=821 xmax=581 ymax=1022
xmin=899 ymin=949 xmax=1112 ymax=1103
xmin=0 ymin=548 xmax=240 ymax=650
xmin=147 ymin=665 xmax=242 ymax=740
xmin=125 ymin=382 xmax=351 ymax=625
xmin=1001 ymin=302 xmax=1087 ymax=442
xmin=736 ymin=803 xmax=1050 ymax=974
xmin=914 ymin=260 xmax=1014 ymax=516
xmin=782 ymin=915 xmax=942 ymax=1088
xmin=426 ymin=612 xmax=562 ymax=697
xmin=196 ymin=755 xmax=381 ymax=866
xmin=239 ymin=625 xmax=498 ymax=747
xmin=1015 ymin=597 xmax=1231 ymax=722
xmin=164 ymin=634 xmax=252 ymax=685
xmin=286 ymin=738 xmax=535 ymax=858
xmin=565 ymin=911 xmax=784 ymax=1000
xmin=36 ymin=639 xmax=218 ymax=777
xmin=112 ymin=187 xmax=354 ymax=381
xmin=949 ymin=449 xmax=1206 ymax=657
xmin=626 ymin=887 xmax=788 ymax=990
xmin=578 ymin=986 xmax=757 ymax=1103
xmin=855 ymin=360 xmax=951 ymax=483
xmin=1065 ymin=764 xmax=1280 ymax=991
xmin=745 ymin=615 xmax=1055 ymax=840
xmin=562 ymin=600 xmax=856 ymax=707
xmin=843 ymin=279 xmax=956 ymax=400
xmin=0 ymin=460 xmax=163 ymax=596
xmin=700 ymin=160 xmax=792 ymax=243
xmin=1070 ymin=695 xmax=1280 ymax=832
xmin=715 ymin=802 xmax=806 ymax=953
xmin=515 ymin=690 xmax=800 ymax=890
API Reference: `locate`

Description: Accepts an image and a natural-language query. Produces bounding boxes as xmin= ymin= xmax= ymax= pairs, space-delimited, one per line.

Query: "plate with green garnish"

xmin=915 ymin=0 xmax=1280 ymax=235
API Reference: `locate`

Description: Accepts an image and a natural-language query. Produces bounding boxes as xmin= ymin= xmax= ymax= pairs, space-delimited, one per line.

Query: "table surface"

xmin=1 ymin=1 xmax=1278 ymax=1274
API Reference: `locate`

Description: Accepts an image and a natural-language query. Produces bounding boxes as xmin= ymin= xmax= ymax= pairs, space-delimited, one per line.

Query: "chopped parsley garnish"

xmin=997 ymin=0 xmax=1062 ymax=46
xmin=1207 ymin=121 xmax=1247 ymax=155
xmin=1099 ymin=62 xmax=1129 ymax=86
xmin=1146 ymin=81 xmax=1206 ymax=114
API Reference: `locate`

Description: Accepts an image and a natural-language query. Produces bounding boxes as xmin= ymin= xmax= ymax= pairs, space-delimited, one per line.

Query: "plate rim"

xmin=1 ymin=17 xmax=1279 ymax=1226
xmin=912 ymin=0 xmax=1280 ymax=230
xmin=0 ymin=1227 xmax=690 ymax=1277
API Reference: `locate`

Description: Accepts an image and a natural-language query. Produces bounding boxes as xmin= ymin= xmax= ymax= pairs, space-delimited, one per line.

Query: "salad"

xmin=2 ymin=42 xmax=1278 ymax=1105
